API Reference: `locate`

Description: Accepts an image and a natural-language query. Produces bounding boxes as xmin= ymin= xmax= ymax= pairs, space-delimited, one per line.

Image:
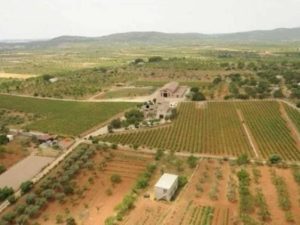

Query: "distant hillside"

xmin=1 ymin=27 xmax=300 ymax=50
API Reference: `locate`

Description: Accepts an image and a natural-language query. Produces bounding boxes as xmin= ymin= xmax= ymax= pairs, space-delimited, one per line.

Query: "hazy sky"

xmin=0 ymin=0 xmax=300 ymax=40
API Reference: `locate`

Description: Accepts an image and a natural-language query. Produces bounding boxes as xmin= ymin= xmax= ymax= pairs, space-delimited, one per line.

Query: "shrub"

xmin=269 ymin=154 xmax=281 ymax=164
xmin=146 ymin=163 xmax=157 ymax=174
xmin=237 ymin=154 xmax=249 ymax=165
xmin=2 ymin=212 xmax=16 ymax=222
xmin=66 ymin=217 xmax=77 ymax=225
xmin=105 ymin=216 xmax=116 ymax=225
xmin=20 ymin=181 xmax=33 ymax=194
xmin=110 ymin=119 xmax=122 ymax=129
xmin=0 ymin=135 xmax=9 ymax=145
xmin=7 ymin=195 xmax=16 ymax=204
xmin=110 ymin=174 xmax=122 ymax=184
xmin=148 ymin=56 xmax=163 ymax=62
xmin=178 ymin=176 xmax=188 ymax=188
xmin=26 ymin=193 xmax=37 ymax=205
xmin=155 ymin=149 xmax=164 ymax=161
xmin=0 ymin=187 xmax=14 ymax=201
xmin=0 ymin=164 xmax=6 ymax=174
xmin=187 ymin=155 xmax=198 ymax=168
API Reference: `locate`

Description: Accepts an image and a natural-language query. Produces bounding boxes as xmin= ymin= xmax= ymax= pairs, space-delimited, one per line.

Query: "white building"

xmin=155 ymin=173 xmax=178 ymax=201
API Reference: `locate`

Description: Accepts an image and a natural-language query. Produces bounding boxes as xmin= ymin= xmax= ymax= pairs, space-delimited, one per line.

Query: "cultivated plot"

xmin=100 ymin=101 xmax=300 ymax=160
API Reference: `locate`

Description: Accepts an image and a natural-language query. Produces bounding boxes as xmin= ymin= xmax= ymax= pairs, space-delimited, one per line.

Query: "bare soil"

xmin=120 ymin=159 xmax=300 ymax=225
xmin=32 ymin=150 xmax=153 ymax=225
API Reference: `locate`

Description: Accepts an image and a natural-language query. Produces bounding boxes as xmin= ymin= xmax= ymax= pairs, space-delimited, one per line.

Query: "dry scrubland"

xmin=100 ymin=101 xmax=300 ymax=161
xmin=0 ymin=95 xmax=136 ymax=136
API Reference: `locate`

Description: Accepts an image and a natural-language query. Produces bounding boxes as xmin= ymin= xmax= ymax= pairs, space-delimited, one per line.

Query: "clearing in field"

xmin=0 ymin=95 xmax=136 ymax=136
xmin=100 ymin=101 xmax=300 ymax=161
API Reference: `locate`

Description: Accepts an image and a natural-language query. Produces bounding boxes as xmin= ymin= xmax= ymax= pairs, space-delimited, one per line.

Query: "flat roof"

xmin=155 ymin=173 xmax=178 ymax=189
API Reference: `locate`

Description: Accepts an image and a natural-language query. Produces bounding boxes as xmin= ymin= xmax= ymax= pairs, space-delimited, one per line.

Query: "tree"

xmin=0 ymin=187 xmax=14 ymax=201
xmin=20 ymin=181 xmax=33 ymax=194
xmin=124 ymin=109 xmax=144 ymax=125
xmin=187 ymin=155 xmax=198 ymax=168
xmin=273 ymin=89 xmax=284 ymax=98
xmin=7 ymin=195 xmax=16 ymax=204
xmin=190 ymin=87 xmax=199 ymax=93
xmin=0 ymin=135 xmax=9 ymax=145
xmin=110 ymin=119 xmax=122 ymax=129
xmin=269 ymin=154 xmax=281 ymax=164
xmin=192 ymin=91 xmax=206 ymax=101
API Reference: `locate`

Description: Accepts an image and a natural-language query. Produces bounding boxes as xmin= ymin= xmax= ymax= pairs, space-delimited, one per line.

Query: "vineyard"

xmin=100 ymin=101 xmax=300 ymax=161
xmin=284 ymin=104 xmax=300 ymax=133
xmin=236 ymin=101 xmax=299 ymax=160
xmin=0 ymin=94 xmax=136 ymax=136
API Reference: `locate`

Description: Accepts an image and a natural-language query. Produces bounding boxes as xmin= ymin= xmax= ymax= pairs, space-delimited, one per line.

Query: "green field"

xmin=99 ymin=101 xmax=300 ymax=160
xmin=0 ymin=95 xmax=136 ymax=136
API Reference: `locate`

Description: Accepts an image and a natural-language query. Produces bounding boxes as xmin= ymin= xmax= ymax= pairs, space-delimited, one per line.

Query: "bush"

xmin=0 ymin=187 xmax=14 ymax=201
xmin=0 ymin=164 xmax=6 ymax=174
xmin=110 ymin=119 xmax=122 ymax=129
xmin=26 ymin=193 xmax=36 ymax=205
xmin=0 ymin=135 xmax=9 ymax=145
xmin=2 ymin=212 xmax=16 ymax=222
xmin=269 ymin=154 xmax=281 ymax=164
xmin=178 ymin=176 xmax=188 ymax=188
xmin=148 ymin=56 xmax=163 ymax=62
xmin=192 ymin=91 xmax=206 ymax=101
xmin=135 ymin=176 xmax=149 ymax=189
xmin=20 ymin=181 xmax=33 ymax=194
xmin=124 ymin=109 xmax=144 ymax=125
xmin=110 ymin=174 xmax=122 ymax=184
xmin=146 ymin=163 xmax=157 ymax=174
xmin=7 ymin=195 xmax=16 ymax=204
xmin=237 ymin=154 xmax=249 ymax=165
xmin=66 ymin=217 xmax=77 ymax=225
xmin=155 ymin=149 xmax=164 ymax=161
xmin=187 ymin=155 xmax=198 ymax=168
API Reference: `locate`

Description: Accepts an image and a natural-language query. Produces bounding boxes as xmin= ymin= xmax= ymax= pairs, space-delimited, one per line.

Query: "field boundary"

xmin=236 ymin=109 xmax=260 ymax=158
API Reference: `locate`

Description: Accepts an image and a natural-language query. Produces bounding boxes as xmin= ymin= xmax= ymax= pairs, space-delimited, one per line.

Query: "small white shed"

xmin=155 ymin=173 xmax=178 ymax=201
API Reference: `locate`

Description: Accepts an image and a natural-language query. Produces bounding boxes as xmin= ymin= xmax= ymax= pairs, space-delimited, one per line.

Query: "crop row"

xmin=101 ymin=101 xmax=300 ymax=161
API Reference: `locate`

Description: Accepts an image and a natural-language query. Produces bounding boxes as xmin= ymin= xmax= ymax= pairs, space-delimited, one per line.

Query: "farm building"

xmin=142 ymin=100 xmax=172 ymax=119
xmin=155 ymin=173 xmax=178 ymax=201
xmin=157 ymin=101 xmax=172 ymax=119
xmin=159 ymin=82 xmax=187 ymax=98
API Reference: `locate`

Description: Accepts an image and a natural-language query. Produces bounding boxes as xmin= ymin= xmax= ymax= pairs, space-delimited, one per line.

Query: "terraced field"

xmin=100 ymin=101 xmax=300 ymax=160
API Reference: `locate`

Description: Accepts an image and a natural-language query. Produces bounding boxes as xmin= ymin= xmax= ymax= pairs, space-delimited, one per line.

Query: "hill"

xmin=1 ymin=27 xmax=300 ymax=50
